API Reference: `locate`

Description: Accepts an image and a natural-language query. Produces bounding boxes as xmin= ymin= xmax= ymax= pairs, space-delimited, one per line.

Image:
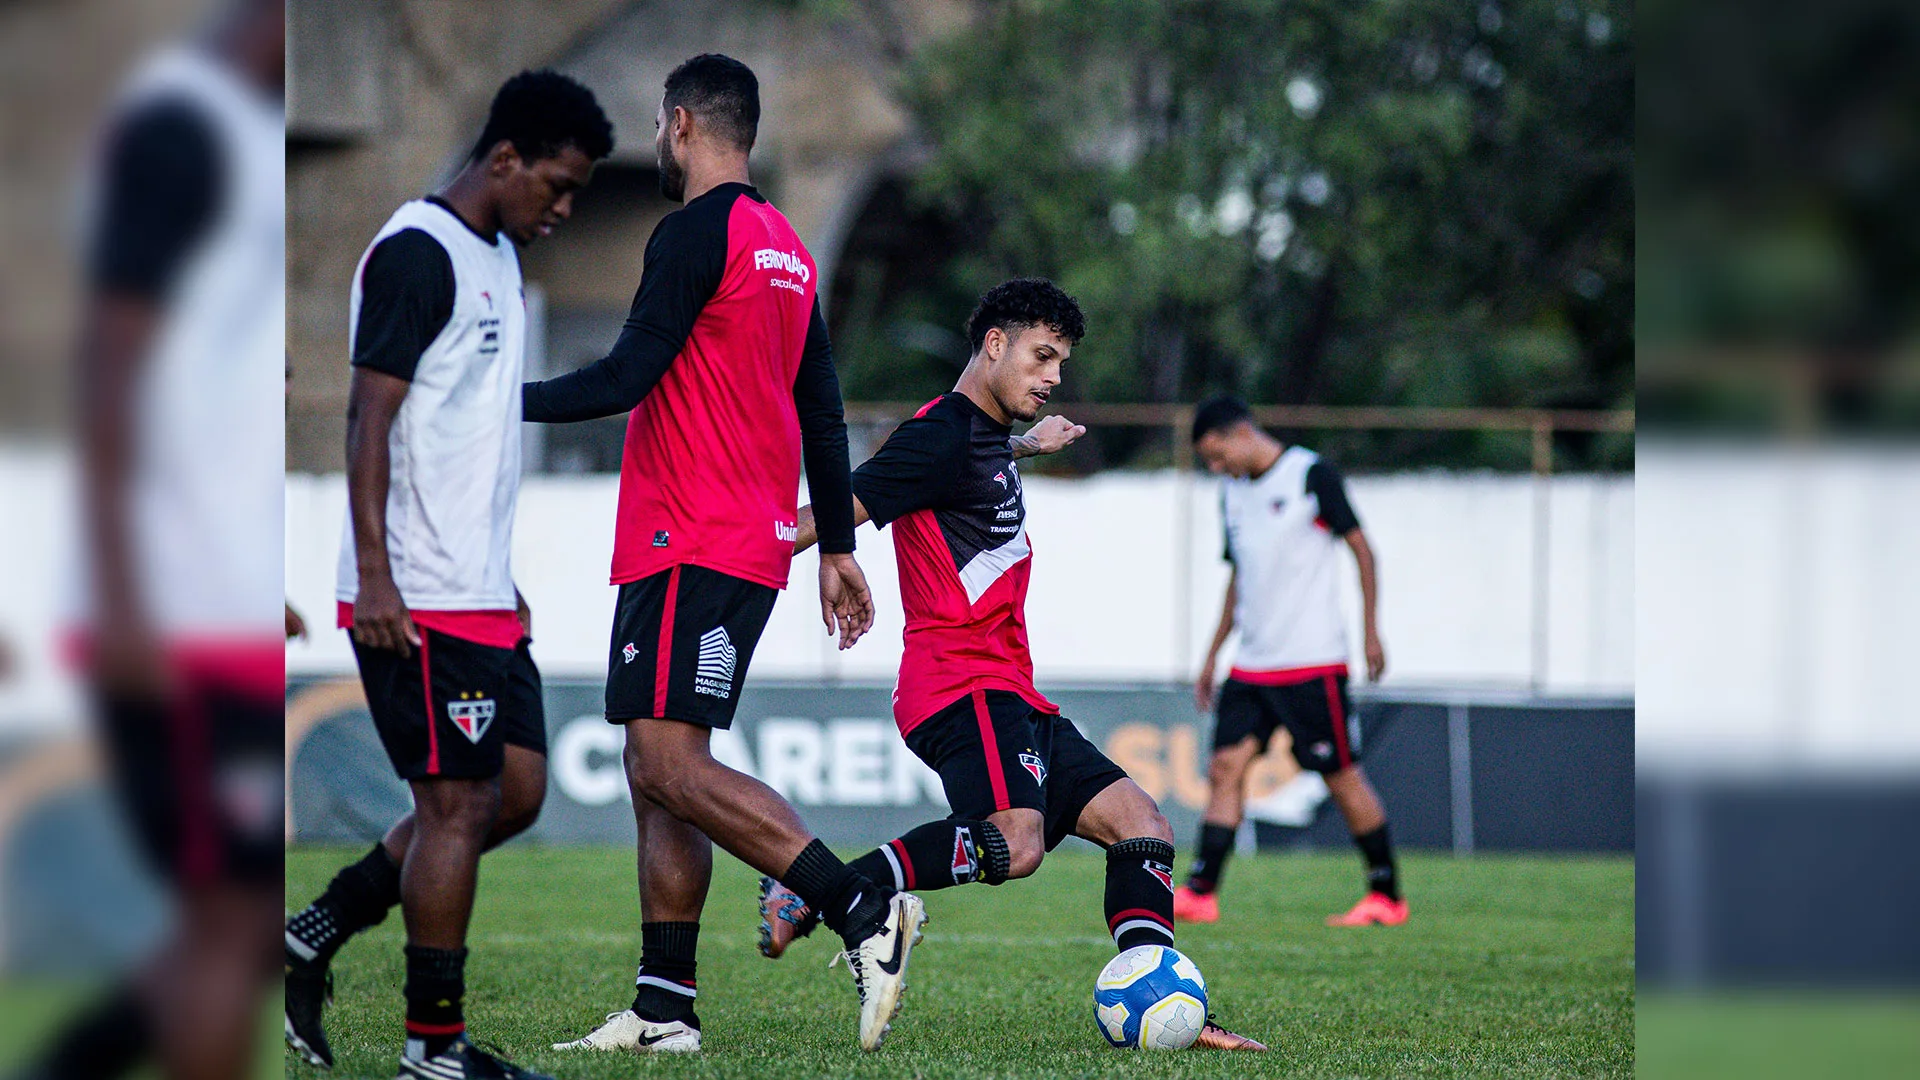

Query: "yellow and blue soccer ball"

xmin=1092 ymin=944 xmax=1208 ymax=1049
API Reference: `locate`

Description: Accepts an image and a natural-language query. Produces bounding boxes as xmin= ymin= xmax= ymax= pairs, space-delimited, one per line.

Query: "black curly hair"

xmin=1191 ymin=395 xmax=1254 ymax=443
xmin=470 ymin=70 xmax=615 ymax=164
xmin=664 ymin=53 xmax=760 ymax=151
xmin=964 ymin=277 xmax=1087 ymax=356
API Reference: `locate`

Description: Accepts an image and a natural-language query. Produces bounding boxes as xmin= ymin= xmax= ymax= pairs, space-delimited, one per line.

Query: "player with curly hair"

xmin=761 ymin=278 xmax=1267 ymax=1051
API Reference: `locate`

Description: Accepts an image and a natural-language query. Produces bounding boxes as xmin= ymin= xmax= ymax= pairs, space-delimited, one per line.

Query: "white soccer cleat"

xmin=829 ymin=891 xmax=928 ymax=1051
xmin=549 ymin=1010 xmax=700 ymax=1053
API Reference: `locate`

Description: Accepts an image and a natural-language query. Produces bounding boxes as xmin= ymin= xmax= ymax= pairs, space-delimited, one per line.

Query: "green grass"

xmin=1637 ymin=992 xmax=1920 ymax=1079
xmin=287 ymin=846 xmax=1633 ymax=1079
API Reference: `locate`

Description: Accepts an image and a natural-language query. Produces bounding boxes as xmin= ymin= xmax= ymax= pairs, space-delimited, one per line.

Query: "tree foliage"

xmin=831 ymin=0 xmax=1632 ymax=469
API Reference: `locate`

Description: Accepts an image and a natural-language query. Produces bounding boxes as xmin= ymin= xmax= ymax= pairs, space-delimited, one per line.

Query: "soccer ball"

xmin=1092 ymin=945 xmax=1208 ymax=1050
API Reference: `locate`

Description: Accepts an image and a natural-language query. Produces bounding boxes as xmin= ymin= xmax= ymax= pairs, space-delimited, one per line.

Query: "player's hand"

xmin=818 ymin=552 xmax=875 ymax=650
xmin=93 ymin=613 xmax=176 ymax=699
xmin=354 ymin=573 xmax=421 ymax=657
xmin=285 ymin=602 xmax=308 ymax=641
xmin=1194 ymin=660 xmax=1218 ymax=712
xmin=1364 ymin=629 xmax=1386 ymax=682
xmin=516 ymin=589 xmax=533 ymax=643
xmin=1023 ymin=414 xmax=1086 ymax=456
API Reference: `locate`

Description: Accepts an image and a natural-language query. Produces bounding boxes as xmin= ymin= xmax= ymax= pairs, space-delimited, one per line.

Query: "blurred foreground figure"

xmin=18 ymin=3 xmax=287 ymax=1080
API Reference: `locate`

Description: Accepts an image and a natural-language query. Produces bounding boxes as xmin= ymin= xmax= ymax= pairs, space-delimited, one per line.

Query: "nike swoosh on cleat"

xmin=876 ymin=926 xmax=907 ymax=975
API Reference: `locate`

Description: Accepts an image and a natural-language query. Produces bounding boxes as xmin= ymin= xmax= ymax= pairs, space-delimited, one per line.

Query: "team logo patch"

xmin=694 ymin=626 xmax=737 ymax=698
xmin=1144 ymin=860 xmax=1175 ymax=892
xmin=950 ymin=826 xmax=979 ymax=884
xmin=447 ymin=692 xmax=496 ymax=744
xmin=993 ymin=471 xmax=1008 ymax=488
xmin=622 ymin=642 xmax=638 ymax=665
xmin=1019 ymin=751 xmax=1047 ymax=785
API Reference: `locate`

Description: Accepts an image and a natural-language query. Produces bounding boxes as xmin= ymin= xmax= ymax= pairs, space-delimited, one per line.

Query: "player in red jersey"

xmin=521 ymin=55 xmax=919 ymax=1054
xmin=759 ymin=279 xmax=1266 ymax=1051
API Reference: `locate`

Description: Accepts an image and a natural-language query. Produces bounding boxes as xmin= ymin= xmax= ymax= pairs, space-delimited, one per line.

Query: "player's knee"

xmin=416 ymin=779 xmax=500 ymax=839
xmin=1209 ymin=747 xmax=1253 ymax=787
xmin=1005 ymin=839 xmax=1045 ymax=880
xmin=1140 ymin=806 xmax=1174 ymax=844
xmin=494 ymin=781 xmax=545 ymax=841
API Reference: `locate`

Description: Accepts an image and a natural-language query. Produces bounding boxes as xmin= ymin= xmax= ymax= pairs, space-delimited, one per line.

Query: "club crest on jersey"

xmin=1019 ymin=751 xmax=1046 ymax=785
xmin=950 ymin=826 xmax=979 ymax=884
xmin=447 ymin=692 xmax=496 ymax=744
xmin=622 ymin=642 xmax=638 ymax=664
xmin=1144 ymin=860 xmax=1175 ymax=892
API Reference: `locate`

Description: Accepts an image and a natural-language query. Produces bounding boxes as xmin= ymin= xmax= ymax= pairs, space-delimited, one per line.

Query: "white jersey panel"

xmin=336 ymin=201 xmax=525 ymax=611
xmin=65 ymin=47 xmax=287 ymax=639
xmin=1222 ymin=446 xmax=1351 ymax=672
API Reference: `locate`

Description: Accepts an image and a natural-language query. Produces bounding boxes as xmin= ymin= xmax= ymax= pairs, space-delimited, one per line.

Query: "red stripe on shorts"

xmin=420 ymin=633 xmax=439 ymax=775
xmin=1325 ymin=674 xmax=1351 ymax=769
xmin=972 ymin=688 xmax=1010 ymax=811
xmin=653 ymin=565 xmax=682 ymax=718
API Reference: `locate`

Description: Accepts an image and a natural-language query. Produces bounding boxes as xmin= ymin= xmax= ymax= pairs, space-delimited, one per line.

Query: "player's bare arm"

xmin=1011 ymin=413 xmax=1086 ymax=459
xmin=345 ymin=367 xmax=420 ymax=656
xmin=1345 ymin=528 xmax=1385 ymax=681
xmin=78 ymin=291 xmax=173 ymax=695
xmin=1194 ymin=569 xmax=1237 ymax=712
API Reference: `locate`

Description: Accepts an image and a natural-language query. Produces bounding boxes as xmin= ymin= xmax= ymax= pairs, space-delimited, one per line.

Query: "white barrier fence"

xmin=284 ymin=468 xmax=1634 ymax=693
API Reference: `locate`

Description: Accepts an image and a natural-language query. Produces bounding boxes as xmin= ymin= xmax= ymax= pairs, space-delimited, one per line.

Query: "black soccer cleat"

xmin=284 ymin=952 xmax=335 ymax=1069
xmin=397 ymin=1037 xmax=553 ymax=1080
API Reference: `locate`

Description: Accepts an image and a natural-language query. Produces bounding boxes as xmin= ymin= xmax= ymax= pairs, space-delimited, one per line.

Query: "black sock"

xmin=287 ymin=843 xmax=401 ymax=965
xmin=1355 ymin=823 xmax=1399 ymax=901
xmin=1105 ymin=838 xmax=1178 ymax=950
xmin=1185 ymin=822 xmax=1235 ymax=896
xmin=402 ymin=945 xmax=466 ymax=1059
xmin=631 ymin=922 xmax=699 ymax=1024
xmin=26 ymin=983 xmax=152 ymax=1080
xmin=782 ymin=839 xmax=892 ymax=946
xmin=849 ymin=818 xmax=1011 ymax=891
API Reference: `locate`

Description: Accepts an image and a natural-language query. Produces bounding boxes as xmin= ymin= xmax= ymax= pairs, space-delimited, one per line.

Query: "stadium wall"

xmin=285 ymin=470 xmax=1636 ymax=693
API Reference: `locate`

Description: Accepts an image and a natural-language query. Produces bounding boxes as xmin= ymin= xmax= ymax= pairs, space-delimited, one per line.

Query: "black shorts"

xmin=95 ymin=687 xmax=282 ymax=887
xmin=604 ymin=564 xmax=777 ymax=729
xmin=352 ymin=632 xmax=546 ymax=781
xmin=1213 ymin=672 xmax=1361 ymax=773
xmin=903 ymin=689 xmax=1131 ymax=852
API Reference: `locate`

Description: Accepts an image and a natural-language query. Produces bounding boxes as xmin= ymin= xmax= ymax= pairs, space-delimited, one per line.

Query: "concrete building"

xmin=286 ymin=0 xmax=974 ymax=471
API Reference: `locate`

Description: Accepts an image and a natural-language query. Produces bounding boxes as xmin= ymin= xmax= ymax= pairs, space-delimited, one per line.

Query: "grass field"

xmin=286 ymin=844 xmax=1632 ymax=1078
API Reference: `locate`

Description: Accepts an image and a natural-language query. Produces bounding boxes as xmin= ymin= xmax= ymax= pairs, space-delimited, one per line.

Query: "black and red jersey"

xmin=853 ymin=393 xmax=1058 ymax=733
xmin=522 ymin=182 xmax=855 ymax=590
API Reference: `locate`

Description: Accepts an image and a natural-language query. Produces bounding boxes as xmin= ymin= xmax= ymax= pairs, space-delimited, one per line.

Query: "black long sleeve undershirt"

xmin=795 ymin=301 xmax=855 ymax=554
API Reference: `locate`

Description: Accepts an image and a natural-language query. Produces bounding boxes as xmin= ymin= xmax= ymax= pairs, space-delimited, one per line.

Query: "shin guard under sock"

xmin=1105 ymin=838 xmax=1178 ymax=950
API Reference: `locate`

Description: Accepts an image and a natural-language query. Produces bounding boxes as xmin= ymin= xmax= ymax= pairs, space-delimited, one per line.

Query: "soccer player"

xmin=520 ymin=55 xmax=919 ymax=1054
xmin=283 ymin=72 xmax=613 ymax=1080
xmin=758 ymin=279 xmax=1267 ymax=1051
xmin=21 ymin=6 xmax=286 ymax=1080
xmin=1172 ymin=396 xmax=1405 ymax=927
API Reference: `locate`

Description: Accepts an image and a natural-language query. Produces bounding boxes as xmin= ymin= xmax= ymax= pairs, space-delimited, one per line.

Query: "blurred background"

xmin=1635 ymin=0 xmax=1920 ymax=1075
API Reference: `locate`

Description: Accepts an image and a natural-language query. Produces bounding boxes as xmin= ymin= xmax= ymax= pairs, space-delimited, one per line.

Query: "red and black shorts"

xmin=96 ymin=684 xmax=283 ymax=887
xmin=352 ymin=632 xmax=546 ymax=781
xmin=1213 ymin=671 xmax=1360 ymax=773
xmin=902 ymin=689 xmax=1131 ymax=852
xmin=604 ymin=564 xmax=777 ymax=729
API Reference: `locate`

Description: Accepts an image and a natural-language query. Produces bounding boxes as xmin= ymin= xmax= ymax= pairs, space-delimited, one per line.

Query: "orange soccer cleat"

xmin=1325 ymin=891 xmax=1409 ymax=927
xmin=1171 ymin=885 xmax=1219 ymax=923
xmin=1194 ymin=1016 xmax=1269 ymax=1051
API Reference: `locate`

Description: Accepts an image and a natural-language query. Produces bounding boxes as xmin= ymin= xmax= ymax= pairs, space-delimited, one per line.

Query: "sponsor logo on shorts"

xmin=695 ymin=626 xmax=737 ymax=698
xmin=950 ymin=825 xmax=978 ymax=884
xmin=1144 ymin=859 xmax=1174 ymax=892
xmin=1311 ymin=740 xmax=1333 ymax=761
xmin=1019 ymin=750 xmax=1047 ymax=785
xmin=622 ymin=642 xmax=637 ymax=664
xmin=448 ymin=692 xmax=496 ymax=743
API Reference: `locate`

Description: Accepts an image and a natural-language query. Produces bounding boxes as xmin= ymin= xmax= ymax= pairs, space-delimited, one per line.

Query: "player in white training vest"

xmin=1174 ymin=397 xmax=1407 ymax=928
xmin=283 ymin=72 xmax=613 ymax=1080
